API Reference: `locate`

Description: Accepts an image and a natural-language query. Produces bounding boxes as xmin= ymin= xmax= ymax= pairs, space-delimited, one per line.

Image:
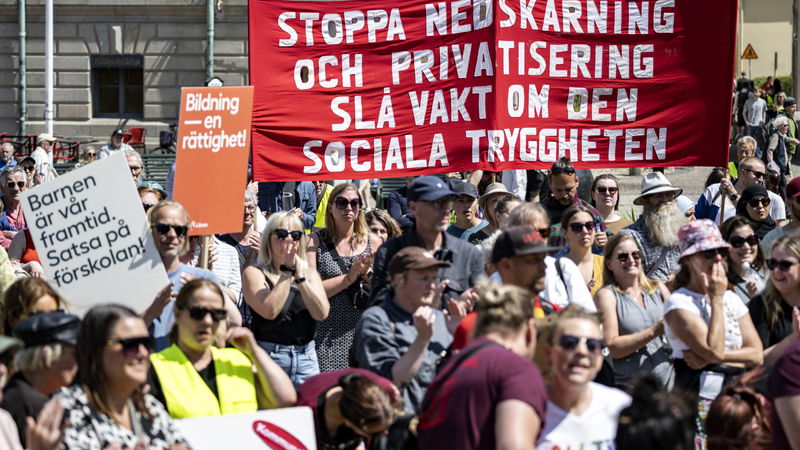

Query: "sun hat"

xmin=677 ymin=219 xmax=730 ymax=260
xmin=633 ymin=172 xmax=683 ymax=206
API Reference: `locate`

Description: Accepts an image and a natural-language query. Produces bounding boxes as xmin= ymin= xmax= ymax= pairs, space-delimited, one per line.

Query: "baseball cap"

xmin=407 ymin=176 xmax=457 ymax=202
xmin=111 ymin=129 xmax=125 ymax=137
xmin=12 ymin=311 xmax=80 ymax=347
xmin=138 ymin=181 xmax=167 ymax=199
xmin=787 ymin=177 xmax=800 ymax=198
xmin=491 ymin=226 xmax=562 ymax=263
xmin=37 ymin=133 xmax=56 ymax=144
xmin=388 ymin=246 xmax=451 ymax=276
xmin=452 ymin=180 xmax=479 ymax=199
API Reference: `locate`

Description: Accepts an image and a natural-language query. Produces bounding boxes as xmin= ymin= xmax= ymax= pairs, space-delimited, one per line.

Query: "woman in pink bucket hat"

xmin=662 ymin=219 xmax=763 ymax=444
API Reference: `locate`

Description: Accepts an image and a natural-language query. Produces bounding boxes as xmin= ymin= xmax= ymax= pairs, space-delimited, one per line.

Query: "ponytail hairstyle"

xmin=338 ymin=372 xmax=402 ymax=431
xmin=706 ymin=369 xmax=772 ymax=450
xmin=615 ymin=374 xmax=694 ymax=450
xmin=473 ymin=284 xmax=534 ymax=338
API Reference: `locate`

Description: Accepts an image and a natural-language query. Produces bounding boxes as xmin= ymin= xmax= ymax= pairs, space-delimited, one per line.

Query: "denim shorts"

xmin=257 ymin=340 xmax=320 ymax=388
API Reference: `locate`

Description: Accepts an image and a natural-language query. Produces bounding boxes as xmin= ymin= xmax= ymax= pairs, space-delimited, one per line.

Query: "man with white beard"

xmin=622 ymin=172 xmax=686 ymax=281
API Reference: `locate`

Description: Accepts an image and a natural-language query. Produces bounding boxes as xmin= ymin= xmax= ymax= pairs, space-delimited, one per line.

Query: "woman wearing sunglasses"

xmin=308 ymin=183 xmax=381 ymax=372
xmin=664 ymin=220 xmax=762 ymax=442
xmin=538 ymin=305 xmax=631 ymax=449
xmin=735 ymin=184 xmax=776 ymax=240
xmin=590 ymin=174 xmax=631 ymax=234
xmin=747 ymin=234 xmax=800 ymax=366
xmin=594 ymin=233 xmax=674 ymax=389
xmin=242 ymin=211 xmax=328 ymax=387
xmin=559 ymin=205 xmax=604 ymax=296
xmin=148 ymin=279 xmax=295 ymax=419
xmin=720 ymin=217 xmax=767 ymax=304
xmin=58 ymin=304 xmax=189 ymax=449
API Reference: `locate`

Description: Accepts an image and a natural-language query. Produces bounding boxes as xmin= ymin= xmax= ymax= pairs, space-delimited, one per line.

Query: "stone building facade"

xmin=0 ymin=0 xmax=248 ymax=147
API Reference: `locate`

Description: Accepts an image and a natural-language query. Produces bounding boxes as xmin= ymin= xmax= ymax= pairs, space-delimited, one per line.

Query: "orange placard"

xmin=173 ymin=86 xmax=254 ymax=236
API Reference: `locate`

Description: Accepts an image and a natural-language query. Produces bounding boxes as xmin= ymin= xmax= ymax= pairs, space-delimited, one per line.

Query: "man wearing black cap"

xmin=370 ymin=176 xmax=484 ymax=306
xmin=354 ymin=246 xmax=461 ymax=413
xmin=1 ymin=311 xmax=79 ymax=446
xmin=446 ymin=180 xmax=488 ymax=241
xmin=98 ymin=129 xmax=133 ymax=160
xmin=779 ymin=97 xmax=799 ymax=162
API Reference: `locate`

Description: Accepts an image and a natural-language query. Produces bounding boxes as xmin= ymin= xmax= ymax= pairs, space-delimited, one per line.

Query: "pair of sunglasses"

xmin=568 ymin=221 xmax=595 ymax=233
xmin=702 ymin=248 xmax=729 ymax=259
xmin=106 ymin=336 xmax=154 ymax=358
xmin=767 ymin=258 xmax=799 ymax=272
xmin=6 ymin=181 xmax=24 ymax=189
xmin=748 ymin=197 xmax=770 ymax=208
xmin=274 ymin=228 xmax=303 ymax=241
xmin=729 ymin=234 xmax=758 ymax=248
xmin=537 ymin=228 xmax=551 ymax=239
xmin=153 ymin=223 xmax=188 ymax=237
xmin=551 ymin=167 xmax=576 ymax=176
xmin=595 ymin=186 xmax=618 ymax=195
xmin=556 ymin=334 xmax=605 ymax=354
xmin=185 ymin=305 xmax=227 ymax=322
xmin=334 ymin=197 xmax=362 ymax=210
xmin=616 ymin=251 xmax=641 ymax=262
xmin=743 ymin=168 xmax=766 ymax=179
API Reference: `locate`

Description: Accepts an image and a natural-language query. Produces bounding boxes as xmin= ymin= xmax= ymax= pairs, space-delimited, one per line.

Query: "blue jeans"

xmin=258 ymin=340 xmax=320 ymax=388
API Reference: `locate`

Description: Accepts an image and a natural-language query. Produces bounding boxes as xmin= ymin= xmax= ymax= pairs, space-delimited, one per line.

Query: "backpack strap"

xmin=420 ymin=341 xmax=498 ymax=411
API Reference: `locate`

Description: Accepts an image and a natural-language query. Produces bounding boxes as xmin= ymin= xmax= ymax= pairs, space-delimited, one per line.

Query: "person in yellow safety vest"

xmin=148 ymin=279 xmax=297 ymax=419
xmin=313 ymin=181 xmax=333 ymax=232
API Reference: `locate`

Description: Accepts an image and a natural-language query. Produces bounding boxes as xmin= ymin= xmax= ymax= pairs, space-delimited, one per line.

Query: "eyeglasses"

xmin=702 ymin=248 xmax=729 ymax=259
xmin=616 ymin=251 xmax=641 ymax=262
xmin=334 ymin=197 xmax=362 ymax=210
xmin=86 ymin=153 xmax=96 ymax=157
xmin=743 ymin=168 xmax=766 ymax=179
xmin=106 ymin=336 xmax=154 ymax=358
xmin=556 ymin=334 xmax=604 ymax=354
xmin=748 ymin=197 xmax=770 ymax=208
xmin=767 ymin=258 xmax=799 ymax=272
xmin=152 ymin=223 xmax=189 ymax=237
xmin=568 ymin=221 xmax=595 ymax=233
xmin=274 ymin=228 xmax=303 ymax=241
xmin=129 ymin=165 xmax=143 ymax=173
xmin=21 ymin=165 xmax=34 ymax=173
xmin=537 ymin=228 xmax=551 ymax=239
xmin=185 ymin=305 xmax=227 ymax=322
xmin=6 ymin=181 xmax=25 ymax=189
xmin=595 ymin=186 xmax=619 ymax=195
xmin=551 ymin=167 xmax=576 ymax=176
xmin=729 ymin=234 xmax=758 ymax=248
xmin=422 ymin=198 xmax=453 ymax=210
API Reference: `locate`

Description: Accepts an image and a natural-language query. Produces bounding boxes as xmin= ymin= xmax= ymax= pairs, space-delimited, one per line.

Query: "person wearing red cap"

xmin=762 ymin=176 xmax=800 ymax=252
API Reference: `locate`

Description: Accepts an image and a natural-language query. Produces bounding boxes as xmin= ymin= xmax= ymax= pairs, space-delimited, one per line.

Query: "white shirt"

xmin=744 ymin=96 xmax=767 ymax=126
xmin=490 ymin=256 xmax=595 ymax=312
xmin=500 ymin=169 xmax=527 ymax=201
xmin=537 ymin=382 xmax=631 ymax=450
xmin=98 ymin=142 xmax=134 ymax=159
xmin=699 ymin=183 xmax=785 ymax=223
xmin=30 ymin=146 xmax=58 ymax=183
xmin=663 ymin=288 xmax=749 ymax=399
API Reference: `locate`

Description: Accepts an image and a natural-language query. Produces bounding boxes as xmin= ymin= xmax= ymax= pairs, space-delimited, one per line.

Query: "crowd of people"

xmin=1 ymin=120 xmax=800 ymax=450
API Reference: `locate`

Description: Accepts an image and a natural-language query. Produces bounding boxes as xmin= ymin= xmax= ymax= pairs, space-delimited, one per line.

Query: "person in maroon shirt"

xmin=295 ymin=368 xmax=401 ymax=450
xmin=769 ymin=337 xmax=800 ymax=450
xmin=417 ymin=284 xmax=547 ymax=450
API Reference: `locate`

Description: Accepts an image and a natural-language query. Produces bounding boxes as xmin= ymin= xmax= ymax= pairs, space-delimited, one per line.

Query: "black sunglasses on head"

xmin=106 ymin=336 xmax=154 ymax=358
xmin=274 ymin=228 xmax=303 ymax=241
xmin=152 ymin=223 xmax=189 ymax=237
xmin=185 ymin=305 xmax=227 ymax=322
xmin=333 ymin=196 xmax=362 ymax=210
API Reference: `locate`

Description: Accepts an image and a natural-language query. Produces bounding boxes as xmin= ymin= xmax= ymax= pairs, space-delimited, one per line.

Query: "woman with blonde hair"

xmin=307 ymin=183 xmax=380 ymax=372
xmin=243 ymin=211 xmax=329 ymax=386
xmin=595 ymin=233 xmax=673 ymax=389
xmin=747 ymin=233 xmax=800 ymax=365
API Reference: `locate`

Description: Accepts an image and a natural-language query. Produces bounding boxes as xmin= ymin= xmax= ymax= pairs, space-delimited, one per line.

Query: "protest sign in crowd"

xmin=1 ymin=0 xmax=800 ymax=450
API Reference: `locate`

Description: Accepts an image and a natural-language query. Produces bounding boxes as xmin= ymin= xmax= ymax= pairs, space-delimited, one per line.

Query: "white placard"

xmin=175 ymin=407 xmax=318 ymax=450
xmin=20 ymin=152 xmax=169 ymax=314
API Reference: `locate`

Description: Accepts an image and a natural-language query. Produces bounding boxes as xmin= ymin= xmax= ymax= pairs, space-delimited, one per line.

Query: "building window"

xmin=90 ymin=55 xmax=144 ymax=118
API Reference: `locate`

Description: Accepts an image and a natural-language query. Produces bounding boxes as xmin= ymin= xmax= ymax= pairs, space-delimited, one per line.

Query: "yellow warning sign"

xmin=742 ymin=44 xmax=758 ymax=60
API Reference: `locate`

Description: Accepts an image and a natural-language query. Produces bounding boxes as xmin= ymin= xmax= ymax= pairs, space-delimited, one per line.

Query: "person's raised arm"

xmin=242 ymin=265 xmax=293 ymax=320
xmin=390 ymin=306 xmax=435 ymax=387
xmin=292 ymin=253 xmax=329 ymax=320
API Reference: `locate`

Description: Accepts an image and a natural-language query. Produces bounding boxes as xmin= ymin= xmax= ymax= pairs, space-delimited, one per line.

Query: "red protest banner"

xmin=173 ymin=86 xmax=254 ymax=235
xmin=249 ymin=0 xmax=737 ymax=181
